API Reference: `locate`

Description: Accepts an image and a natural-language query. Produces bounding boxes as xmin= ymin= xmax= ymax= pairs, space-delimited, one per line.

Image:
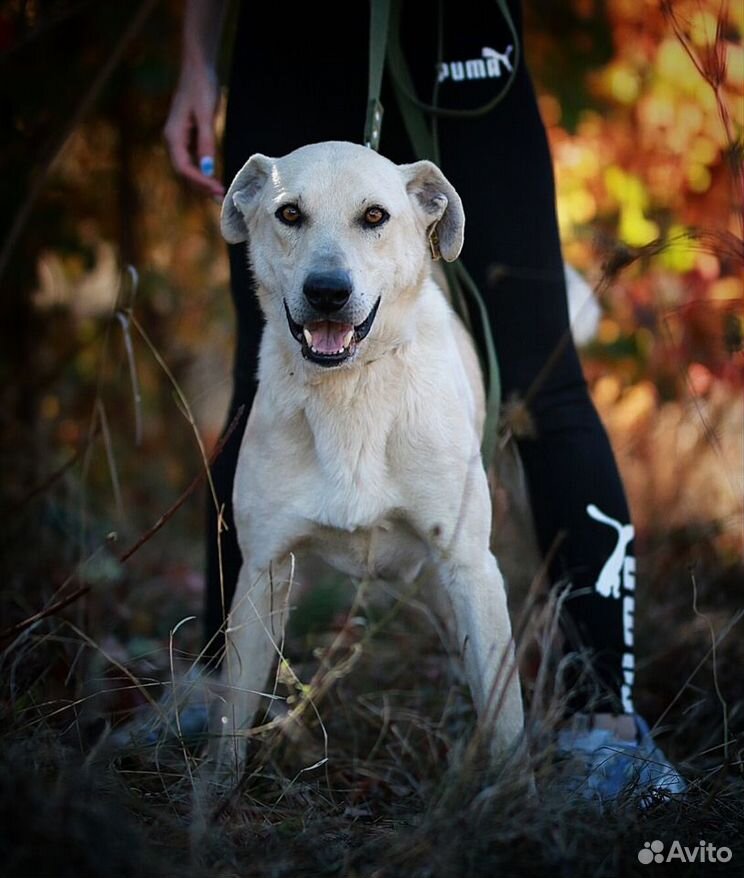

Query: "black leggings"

xmin=205 ymin=0 xmax=636 ymax=715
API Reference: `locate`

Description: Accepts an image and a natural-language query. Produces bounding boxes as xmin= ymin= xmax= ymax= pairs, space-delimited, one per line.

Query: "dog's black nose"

xmin=303 ymin=270 xmax=352 ymax=313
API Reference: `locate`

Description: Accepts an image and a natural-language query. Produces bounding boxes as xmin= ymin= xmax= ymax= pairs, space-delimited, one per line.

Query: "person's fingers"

xmin=196 ymin=113 xmax=216 ymax=170
xmin=163 ymin=106 xmax=190 ymax=170
xmin=195 ymin=109 xmax=224 ymax=196
xmin=168 ymin=138 xmax=219 ymax=195
xmin=165 ymin=112 xmax=224 ymax=198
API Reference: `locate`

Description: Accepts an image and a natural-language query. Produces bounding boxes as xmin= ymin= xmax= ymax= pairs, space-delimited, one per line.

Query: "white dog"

xmin=208 ymin=141 xmax=526 ymax=784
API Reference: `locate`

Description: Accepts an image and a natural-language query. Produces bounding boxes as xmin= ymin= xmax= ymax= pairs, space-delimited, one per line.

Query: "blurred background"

xmin=0 ymin=1 xmax=742 ymax=870
xmin=0 ymin=0 xmax=744 ymax=878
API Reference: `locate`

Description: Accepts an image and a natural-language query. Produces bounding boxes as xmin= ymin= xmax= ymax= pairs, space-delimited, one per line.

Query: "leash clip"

xmin=364 ymin=99 xmax=384 ymax=151
xmin=428 ymin=224 xmax=441 ymax=261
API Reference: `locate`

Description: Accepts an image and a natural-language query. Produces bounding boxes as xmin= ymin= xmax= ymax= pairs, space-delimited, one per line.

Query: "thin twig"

xmin=0 ymin=585 xmax=91 ymax=645
xmin=0 ymin=0 xmax=160 ymax=285
xmin=652 ymin=607 xmax=743 ymax=734
xmin=690 ymin=566 xmax=730 ymax=762
xmin=0 ymin=422 xmax=101 ymax=520
xmin=169 ymin=615 xmax=199 ymax=789
xmin=0 ymin=407 xmax=244 ymax=647
xmin=96 ymin=398 xmax=125 ymax=525
xmin=129 ymin=313 xmax=220 ymax=513
xmin=115 ymin=268 xmax=144 ymax=446
xmin=117 ymin=405 xmax=244 ymax=564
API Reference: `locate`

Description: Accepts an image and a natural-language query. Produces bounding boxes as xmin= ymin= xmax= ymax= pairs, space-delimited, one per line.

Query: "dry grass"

xmin=1 ymin=530 xmax=742 ymax=878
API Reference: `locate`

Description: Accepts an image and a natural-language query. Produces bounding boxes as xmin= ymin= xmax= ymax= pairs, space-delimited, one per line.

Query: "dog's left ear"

xmin=400 ymin=160 xmax=465 ymax=262
xmin=220 ymin=153 xmax=272 ymax=244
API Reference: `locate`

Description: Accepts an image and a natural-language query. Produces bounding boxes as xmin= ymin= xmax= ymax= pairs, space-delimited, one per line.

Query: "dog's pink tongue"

xmin=307 ymin=321 xmax=353 ymax=354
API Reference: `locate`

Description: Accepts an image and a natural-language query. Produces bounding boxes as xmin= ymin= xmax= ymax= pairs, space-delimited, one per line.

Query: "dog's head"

xmin=221 ymin=141 xmax=464 ymax=368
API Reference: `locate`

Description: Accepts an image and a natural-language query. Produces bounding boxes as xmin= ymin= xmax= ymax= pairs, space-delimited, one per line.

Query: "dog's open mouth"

xmin=284 ymin=298 xmax=380 ymax=367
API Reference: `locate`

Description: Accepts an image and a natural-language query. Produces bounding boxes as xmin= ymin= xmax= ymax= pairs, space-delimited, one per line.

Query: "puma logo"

xmin=436 ymin=46 xmax=514 ymax=84
xmin=586 ymin=504 xmax=635 ymax=600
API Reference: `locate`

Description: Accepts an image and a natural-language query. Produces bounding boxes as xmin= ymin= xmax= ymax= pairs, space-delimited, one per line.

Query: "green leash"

xmin=364 ymin=0 xmax=390 ymax=150
xmin=364 ymin=0 xmax=520 ymax=467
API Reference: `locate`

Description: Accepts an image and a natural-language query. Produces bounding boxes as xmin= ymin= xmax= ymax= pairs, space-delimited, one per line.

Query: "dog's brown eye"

xmin=363 ymin=206 xmax=388 ymax=226
xmin=277 ymin=204 xmax=302 ymax=225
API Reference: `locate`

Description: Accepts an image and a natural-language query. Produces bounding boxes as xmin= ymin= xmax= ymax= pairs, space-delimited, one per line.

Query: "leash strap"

xmin=364 ymin=0 xmax=391 ymax=149
xmin=366 ymin=0 xmax=520 ymax=467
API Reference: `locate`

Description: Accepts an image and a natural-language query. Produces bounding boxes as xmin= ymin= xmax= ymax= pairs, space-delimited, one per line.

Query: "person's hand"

xmin=164 ymin=64 xmax=225 ymax=199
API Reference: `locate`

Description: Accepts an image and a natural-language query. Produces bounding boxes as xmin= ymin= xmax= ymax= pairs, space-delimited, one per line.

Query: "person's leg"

xmin=396 ymin=0 xmax=632 ymax=715
xmin=204 ymin=3 xmax=375 ymax=660
xmin=395 ymin=0 xmax=685 ymax=803
xmin=201 ymin=301 xmax=257 ymax=663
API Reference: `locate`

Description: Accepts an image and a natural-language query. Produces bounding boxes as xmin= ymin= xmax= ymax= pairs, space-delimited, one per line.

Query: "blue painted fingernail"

xmin=199 ymin=156 xmax=215 ymax=176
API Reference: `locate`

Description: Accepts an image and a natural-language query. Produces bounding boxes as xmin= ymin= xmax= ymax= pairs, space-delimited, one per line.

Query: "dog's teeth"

xmin=303 ymin=328 xmax=313 ymax=346
xmin=342 ymin=330 xmax=354 ymax=348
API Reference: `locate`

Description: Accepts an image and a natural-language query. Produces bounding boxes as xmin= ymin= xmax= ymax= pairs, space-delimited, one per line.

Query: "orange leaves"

xmin=539 ymin=0 xmax=742 ymax=401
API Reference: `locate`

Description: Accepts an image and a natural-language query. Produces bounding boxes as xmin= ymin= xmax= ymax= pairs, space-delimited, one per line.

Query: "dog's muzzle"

xmin=283 ymin=298 xmax=381 ymax=367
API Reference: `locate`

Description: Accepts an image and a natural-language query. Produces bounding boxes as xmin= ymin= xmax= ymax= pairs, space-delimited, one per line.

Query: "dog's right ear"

xmin=399 ymin=160 xmax=465 ymax=262
xmin=220 ymin=154 xmax=272 ymax=244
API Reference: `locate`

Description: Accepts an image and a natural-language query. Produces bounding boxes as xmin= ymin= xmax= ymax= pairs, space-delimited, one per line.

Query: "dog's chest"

xmin=308 ymin=517 xmax=428 ymax=583
xmin=292 ymin=417 xmax=430 ymax=581
xmin=294 ymin=443 xmax=398 ymax=534
xmin=297 ymin=376 xmax=404 ymax=530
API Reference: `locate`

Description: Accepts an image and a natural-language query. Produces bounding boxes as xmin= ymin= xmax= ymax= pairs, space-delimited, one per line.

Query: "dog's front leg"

xmin=206 ymin=559 xmax=292 ymax=788
xmin=437 ymin=550 xmax=526 ymax=761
